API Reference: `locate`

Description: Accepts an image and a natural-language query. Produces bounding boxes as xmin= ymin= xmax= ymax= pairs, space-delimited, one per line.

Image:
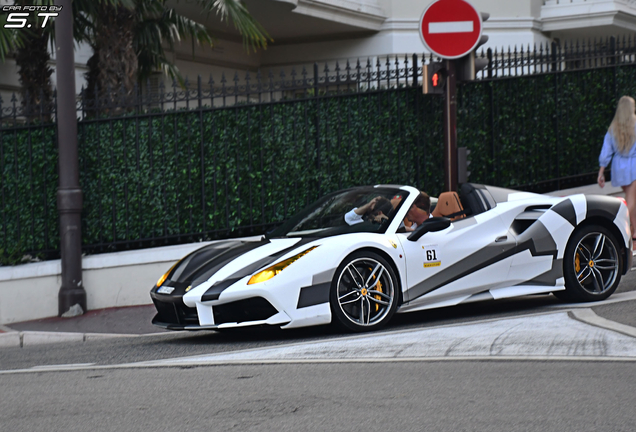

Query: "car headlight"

xmin=248 ymin=246 xmax=318 ymax=285
xmin=156 ymin=262 xmax=178 ymax=287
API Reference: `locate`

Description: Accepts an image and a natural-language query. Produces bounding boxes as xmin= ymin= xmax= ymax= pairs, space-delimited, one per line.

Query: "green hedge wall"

xmin=458 ymin=65 xmax=636 ymax=188
xmin=77 ymin=87 xmax=443 ymax=252
xmin=0 ymin=125 xmax=58 ymax=263
xmin=2 ymin=64 xmax=636 ymax=262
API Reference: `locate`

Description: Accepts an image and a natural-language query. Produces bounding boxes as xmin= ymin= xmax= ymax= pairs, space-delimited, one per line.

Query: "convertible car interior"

xmin=431 ymin=183 xmax=501 ymax=220
xmin=432 ymin=191 xmax=465 ymax=221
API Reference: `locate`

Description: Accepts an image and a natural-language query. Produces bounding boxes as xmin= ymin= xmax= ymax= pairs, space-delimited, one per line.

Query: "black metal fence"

xmin=478 ymin=35 xmax=636 ymax=79
xmin=2 ymin=36 xmax=636 ymax=262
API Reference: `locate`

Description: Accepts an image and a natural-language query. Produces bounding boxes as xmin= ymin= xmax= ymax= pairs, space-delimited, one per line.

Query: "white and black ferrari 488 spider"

xmin=150 ymin=183 xmax=632 ymax=332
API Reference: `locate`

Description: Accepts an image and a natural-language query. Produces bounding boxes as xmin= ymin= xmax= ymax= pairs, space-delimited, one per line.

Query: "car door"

xmin=396 ymin=213 xmax=518 ymax=311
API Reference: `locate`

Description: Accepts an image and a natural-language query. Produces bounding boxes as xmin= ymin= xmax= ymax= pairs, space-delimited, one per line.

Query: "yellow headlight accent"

xmin=248 ymin=246 xmax=318 ymax=285
xmin=156 ymin=262 xmax=178 ymax=287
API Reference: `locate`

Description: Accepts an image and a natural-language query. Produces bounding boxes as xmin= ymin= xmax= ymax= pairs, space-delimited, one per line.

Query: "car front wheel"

xmin=558 ymin=224 xmax=622 ymax=302
xmin=330 ymin=251 xmax=399 ymax=332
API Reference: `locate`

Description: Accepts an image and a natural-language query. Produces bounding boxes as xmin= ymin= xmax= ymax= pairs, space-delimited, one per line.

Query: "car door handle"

xmin=495 ymin=235 xmax=507 ymax=243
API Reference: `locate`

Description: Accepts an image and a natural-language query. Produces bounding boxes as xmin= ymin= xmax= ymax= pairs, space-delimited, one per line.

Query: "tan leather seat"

xmin=431 ymin=191 xmax=465 ymax=221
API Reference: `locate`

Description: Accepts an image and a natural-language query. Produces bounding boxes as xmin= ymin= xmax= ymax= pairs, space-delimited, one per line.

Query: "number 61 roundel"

xmin=422 ymin=244 xmax=441 ymax=268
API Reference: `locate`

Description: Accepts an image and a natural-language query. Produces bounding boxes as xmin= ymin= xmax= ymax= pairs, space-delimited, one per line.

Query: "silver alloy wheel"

xmin=574 ymin=231 xmax=619 ymax=295
xmin=336 ymin=257 xmax=395 ymax=327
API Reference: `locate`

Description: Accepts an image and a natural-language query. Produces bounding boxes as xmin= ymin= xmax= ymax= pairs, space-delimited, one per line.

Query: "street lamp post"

xmin=55 ymin=0 xmax=86 ymax=316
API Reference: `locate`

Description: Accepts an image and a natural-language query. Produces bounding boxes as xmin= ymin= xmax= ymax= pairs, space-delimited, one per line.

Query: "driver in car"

xmin=344 ymin=196 xmax=394 ymax=225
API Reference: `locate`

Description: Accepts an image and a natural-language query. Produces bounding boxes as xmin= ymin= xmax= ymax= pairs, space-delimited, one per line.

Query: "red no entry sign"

xmin=419 ymin=0 xmax=482 ymax=59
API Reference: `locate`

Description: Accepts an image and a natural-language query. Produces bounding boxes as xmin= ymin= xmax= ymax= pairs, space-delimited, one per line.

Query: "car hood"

xmin=160 ymin=237 xmax=318 ymax=291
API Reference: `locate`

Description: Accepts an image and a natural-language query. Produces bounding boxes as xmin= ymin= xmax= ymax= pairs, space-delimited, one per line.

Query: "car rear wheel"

xmin=330 ymin=251 xmax=399 ymax=332
xmin=557 ymin=224 xmax=622 ymax=302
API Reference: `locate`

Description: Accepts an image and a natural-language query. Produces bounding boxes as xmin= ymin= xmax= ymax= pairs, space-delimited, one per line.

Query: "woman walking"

xmin=598 ymin=95 xmax=636 ymax=240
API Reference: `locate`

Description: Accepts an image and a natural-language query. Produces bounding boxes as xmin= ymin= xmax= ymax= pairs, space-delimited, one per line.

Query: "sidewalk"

xmin=6 ymin=304 xmax=164 ymax=335
xmin=0 ymin=304 xmax=168 ymax=348
xmin=544 ymin=183 xmax=623 ymax=198
xmin=0 ymin=183 xmax=630 ymax=348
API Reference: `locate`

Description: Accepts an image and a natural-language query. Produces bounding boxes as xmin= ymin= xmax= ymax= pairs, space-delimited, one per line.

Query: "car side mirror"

xmin=407 ymin=217 xmax=451 ymax=241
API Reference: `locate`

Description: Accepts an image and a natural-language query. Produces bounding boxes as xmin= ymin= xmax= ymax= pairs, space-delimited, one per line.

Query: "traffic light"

xmin=457 ymin=12 xmax=490 ymax=81
xmin=458 ymin=146 xmax=471 ymax=183
xmin=423 ymin=62 xmax=446 ymax=94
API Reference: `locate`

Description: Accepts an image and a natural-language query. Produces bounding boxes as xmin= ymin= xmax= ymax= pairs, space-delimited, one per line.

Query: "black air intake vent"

xmin=213 ymin=297 xmax=278 ymax=324
xmin=511 ymin=206 xmax=551 ymax=235
xmin=152 ymin=299 xmax=198 ymax=325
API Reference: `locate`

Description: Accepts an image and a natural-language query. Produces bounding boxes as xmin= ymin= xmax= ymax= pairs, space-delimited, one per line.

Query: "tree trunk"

xmin=84 ymin=3 xmax=137 ymax=115
xmin=15 ymin=27 xmax=53 ymax=121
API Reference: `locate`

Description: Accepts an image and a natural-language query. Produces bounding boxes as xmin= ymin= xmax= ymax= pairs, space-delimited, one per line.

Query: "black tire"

xmin=330 ymin=251 xmax=399 ymax=332
xmin=557 ymin=224 xmax=623 ymax=302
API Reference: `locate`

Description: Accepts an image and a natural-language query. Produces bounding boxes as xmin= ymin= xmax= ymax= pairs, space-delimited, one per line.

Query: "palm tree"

xmin=1 ymin=0 xmax=269 ymax=116
xmin=0 ymin=17 xmax=25 ymax=62
xmin=1 ymin=9 xmax=44 ymax=119
xmin=1 ymin=0 xmax=132 ymax=119
xmin=14 ymin=23 xmax=53 ymax=119
xmin=83 ymin=0 xmax=271 ymax=110
xmin=12 ymin=0 xmax=58 ymax=120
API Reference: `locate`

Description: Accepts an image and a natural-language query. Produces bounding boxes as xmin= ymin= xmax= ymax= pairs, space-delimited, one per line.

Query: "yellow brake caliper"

xmin=374 ymin=279 xmax=383 ymax=313
xmin=369 ymin=268 xmax=383 ymax=313
xmin=575 ymin=251 xmax=581 ymax=273
xmin=369 ymin=267 xmax=384 ymax=312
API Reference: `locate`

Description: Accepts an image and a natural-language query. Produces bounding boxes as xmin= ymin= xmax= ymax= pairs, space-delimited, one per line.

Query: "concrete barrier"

xmin=0 ymin=238 xmax=259 ymax=325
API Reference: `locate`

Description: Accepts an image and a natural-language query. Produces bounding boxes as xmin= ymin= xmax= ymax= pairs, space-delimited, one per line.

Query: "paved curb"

xmin=548 ymin=290 xmax=636 ymax=309
xmin=569 ymin=308 xmax=636 ymax=339
xmin=0 ymin=330 xmax=171 ymax=348
xmin=2 ymin=308 xmax=636 ymax=353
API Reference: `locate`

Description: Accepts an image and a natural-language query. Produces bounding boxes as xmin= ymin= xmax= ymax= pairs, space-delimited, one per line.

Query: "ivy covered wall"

xmin=77 ymin=89 xmax=443 ymax=253
xmin=458 ymin=66 xmax=636 ymax=189
xmin=1 ymin=64 xmax=635 ymax=262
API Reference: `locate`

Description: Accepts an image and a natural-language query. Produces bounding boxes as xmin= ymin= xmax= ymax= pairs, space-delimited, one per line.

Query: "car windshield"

xmin=268 ymin=186 xmax=410 ymax=238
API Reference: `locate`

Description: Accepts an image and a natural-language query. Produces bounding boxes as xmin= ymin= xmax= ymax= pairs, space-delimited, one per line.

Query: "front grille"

xmin=213 ymin=297 xmax=278 ymax=325
xmin=152 ymin=298 xmax=198 ymax=325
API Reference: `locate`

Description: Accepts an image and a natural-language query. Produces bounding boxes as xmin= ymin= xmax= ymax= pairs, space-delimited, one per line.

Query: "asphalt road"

xmin=1 ymin=362 xmax=634 ymax=432
xmin=1 ymin=269 xmax=635 ymax=431
xmin=1 ymin=268 xmax=636 ymax=370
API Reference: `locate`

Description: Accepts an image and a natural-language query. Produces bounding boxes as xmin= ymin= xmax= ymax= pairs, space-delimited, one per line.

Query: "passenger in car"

xmin=402 ymin=192 xmax=431 ymax=231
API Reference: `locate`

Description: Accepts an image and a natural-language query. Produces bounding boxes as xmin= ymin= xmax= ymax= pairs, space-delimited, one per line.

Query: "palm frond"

xmin=0 ymin=19 xmax=25 ymax=62
xmin=137 ymin=48 xmax=185 ymax=87
xmin=199 ymin=0 xmax=271 ymax=51
xmin=0 ymin=0 xmax=61 ymax=61
xmin=72 ymin=0 xmax=136 ymax=43
xmin=76 ymin=0 xmax=135 ymax=17
xmin=134 ymin=2 xmax=213 ymax=82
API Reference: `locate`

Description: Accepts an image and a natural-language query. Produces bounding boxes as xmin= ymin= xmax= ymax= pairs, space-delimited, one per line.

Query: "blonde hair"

xmin=609 ymin=96 xmax=636 ymax=154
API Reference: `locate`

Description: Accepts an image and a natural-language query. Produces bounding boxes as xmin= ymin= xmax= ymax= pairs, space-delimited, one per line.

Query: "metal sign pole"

xmin=443 ymin=59 xmax=458 ymax=192
xmin=55 ymin=0 xmax=86 ymax=316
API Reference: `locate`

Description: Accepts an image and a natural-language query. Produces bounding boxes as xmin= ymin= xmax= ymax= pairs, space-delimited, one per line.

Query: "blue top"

xmin=599 ymin=129 xmax=636 ymax=187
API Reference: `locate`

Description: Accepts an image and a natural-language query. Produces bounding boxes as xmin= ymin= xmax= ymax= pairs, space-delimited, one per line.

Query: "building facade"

xmin=2 ymin=0 xmax=636 ymax=95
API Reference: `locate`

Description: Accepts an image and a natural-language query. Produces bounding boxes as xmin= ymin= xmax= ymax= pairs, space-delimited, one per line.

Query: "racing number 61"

xmin=426 ymin=250 xmax=437 ymax=261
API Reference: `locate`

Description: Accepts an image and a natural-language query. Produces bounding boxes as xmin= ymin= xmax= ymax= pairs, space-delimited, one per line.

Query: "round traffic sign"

xmin=419 ymin=0 xmax=483 ymax=59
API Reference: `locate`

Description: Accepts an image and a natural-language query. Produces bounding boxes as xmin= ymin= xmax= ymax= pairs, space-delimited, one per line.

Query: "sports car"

xmin=150 ymin=183 xmax=632 ymax=332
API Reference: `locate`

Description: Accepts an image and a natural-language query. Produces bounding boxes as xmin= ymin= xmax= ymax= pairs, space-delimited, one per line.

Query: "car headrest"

xmin=431 ymin=191 xmax=465 ymax=221
xmin=460 ymin=183 xmax=494 ymax=216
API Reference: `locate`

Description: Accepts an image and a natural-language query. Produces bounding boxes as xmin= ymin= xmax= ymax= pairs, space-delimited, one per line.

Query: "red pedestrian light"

xmin=423 ymin=62 xmax=446 ymax=94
